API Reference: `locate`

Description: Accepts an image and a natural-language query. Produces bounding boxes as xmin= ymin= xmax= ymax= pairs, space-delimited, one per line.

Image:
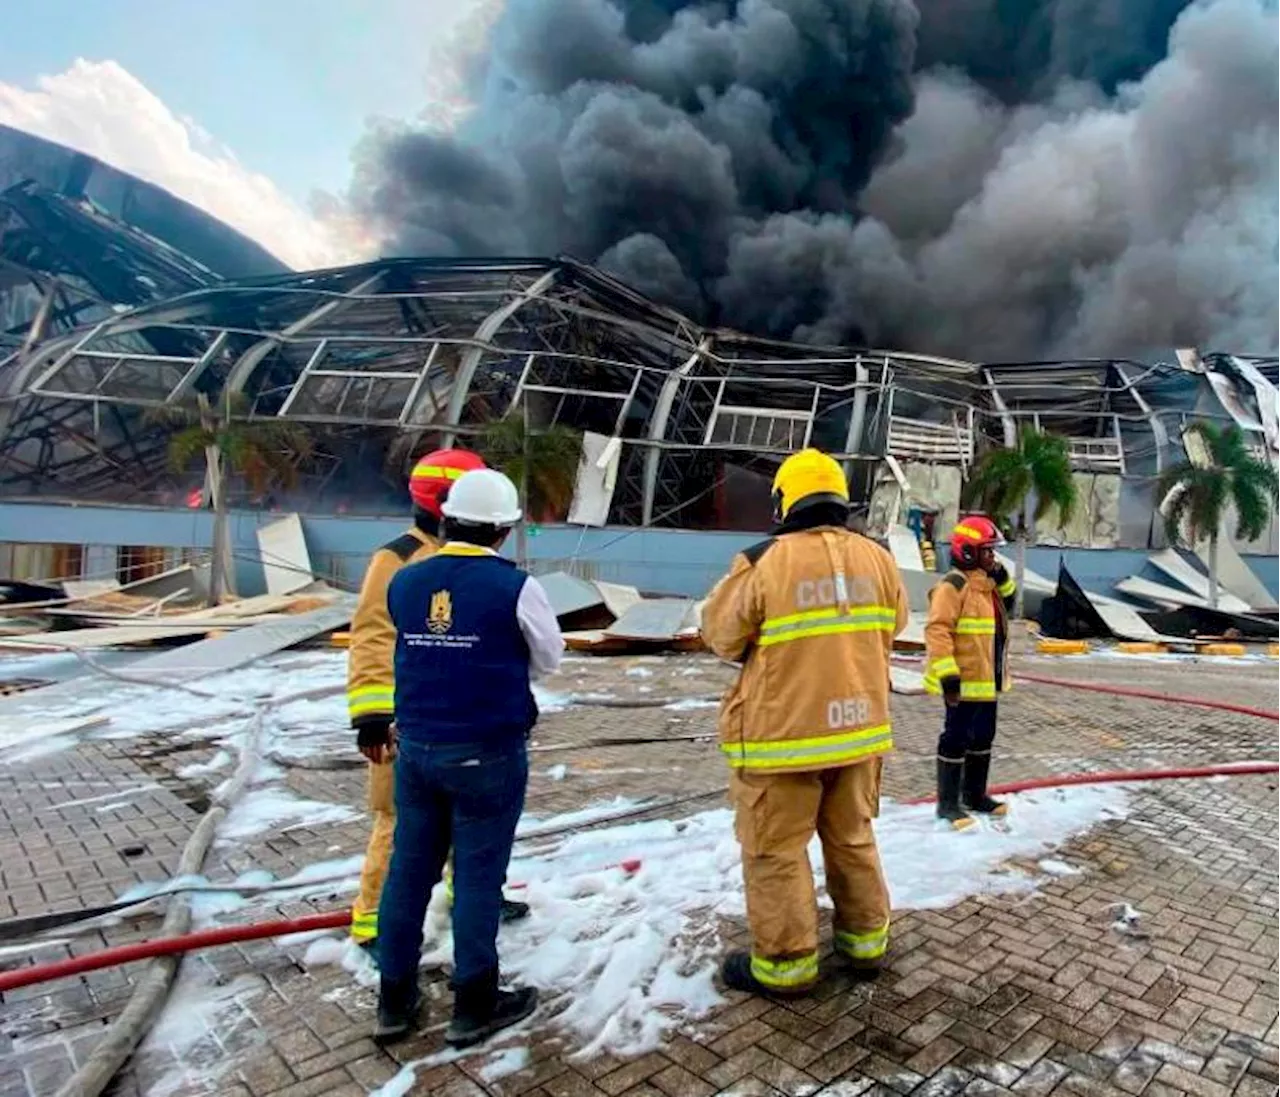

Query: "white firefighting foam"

xmin=312 ymin=782 xmax=1129 ymax=1069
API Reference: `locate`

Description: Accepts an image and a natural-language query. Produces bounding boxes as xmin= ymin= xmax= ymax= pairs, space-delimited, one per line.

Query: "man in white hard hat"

xmin=373 ymin=467 xmax=564 ymax=1049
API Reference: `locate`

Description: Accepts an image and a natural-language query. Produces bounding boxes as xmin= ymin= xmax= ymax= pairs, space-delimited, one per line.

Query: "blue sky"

xmin=0 ymin=1 xmax=492 ymax=266
xmin=0 ymin=0 xmax=472 ymax=201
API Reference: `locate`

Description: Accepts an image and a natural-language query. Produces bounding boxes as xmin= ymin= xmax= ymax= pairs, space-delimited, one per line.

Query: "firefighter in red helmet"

xmin=923 ymin=516 xmax=1017 ymax=829
xmin=347 ymin=448 xmax=529 ymax=950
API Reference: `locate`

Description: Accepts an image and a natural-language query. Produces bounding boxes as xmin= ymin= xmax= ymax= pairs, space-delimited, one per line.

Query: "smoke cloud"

xmin=353 ymin=0 xmax=1278 ymax=359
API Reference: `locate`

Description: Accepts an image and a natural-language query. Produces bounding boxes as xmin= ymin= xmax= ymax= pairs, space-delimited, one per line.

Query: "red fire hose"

xmin=1013 ymin=672 xmax=1280 ymax=722
xmin=1 ymin=765 xmax=1275 ymax=995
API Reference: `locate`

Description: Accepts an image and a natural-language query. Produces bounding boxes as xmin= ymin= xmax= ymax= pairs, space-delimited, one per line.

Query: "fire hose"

xmin=1 ymin=761 xmax=1275 ymax=995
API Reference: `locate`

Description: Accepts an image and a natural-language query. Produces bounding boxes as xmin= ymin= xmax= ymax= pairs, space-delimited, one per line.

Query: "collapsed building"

xmin=0 ymin=146 xmax=1276 ymax=619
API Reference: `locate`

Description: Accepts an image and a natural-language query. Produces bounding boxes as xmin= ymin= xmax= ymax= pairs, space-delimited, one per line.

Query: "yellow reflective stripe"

xmin=411 ymin=464 xmax=465 ymax=480
xmin=997 ymin=578 xmax=1016 ymax=597
xmin=956 ymin=617 xmax=996 ymax=635
xmin=954 ymin=523 xmax=985 ymax=541
xmin=348 ymin=685 xmax=395 ymax=717
xmin=758 ymin=606 xmax=898 ymax=648
xmin=722 ymin=726 xmax=893 ymax=769
xmin=762 ymin=604 xmax=897 ymax=630
xmin=927 ymin=656 xmax=960 ymax=679
xmin=350 ymin=909 xmax=378 ymax=940
xmin=436 ymin=544 xmax=492 ymax=557
xmin=834 ymin=921 xmax=889 ymax=960
xmin=751 ymin=952 xmax=819 ymax=988
xmin=960 ymin=680 xmax=997 ymax=700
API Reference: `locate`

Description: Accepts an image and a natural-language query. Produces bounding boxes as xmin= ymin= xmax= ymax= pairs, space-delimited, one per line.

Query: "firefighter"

xmin=701 ymin=448 xmax=910 ymax=996
xmin=923 ymin=515 xmax=1017 ymax=829
xmin=374 ymin=468 xmax=564 ymax=1046
xmin=347 ymin=448 xmax=529 ymax=952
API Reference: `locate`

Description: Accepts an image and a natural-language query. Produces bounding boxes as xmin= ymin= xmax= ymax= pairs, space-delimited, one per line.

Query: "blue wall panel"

xmin=1 ymin=502 xmax=1275 ymax=602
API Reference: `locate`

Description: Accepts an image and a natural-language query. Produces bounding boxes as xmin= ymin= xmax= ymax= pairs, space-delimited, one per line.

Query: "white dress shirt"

xmin=443 ymin=542 xmax=565 ymax=680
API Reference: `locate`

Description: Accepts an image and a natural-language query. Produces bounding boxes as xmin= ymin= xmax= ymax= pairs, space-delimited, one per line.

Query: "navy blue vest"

xmin=387 ymin=548 xmax=536 ymax=746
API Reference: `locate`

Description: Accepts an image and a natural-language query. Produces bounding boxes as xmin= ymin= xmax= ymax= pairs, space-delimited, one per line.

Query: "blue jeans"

xmin=376 ymin=737 xmax=528 ymax=988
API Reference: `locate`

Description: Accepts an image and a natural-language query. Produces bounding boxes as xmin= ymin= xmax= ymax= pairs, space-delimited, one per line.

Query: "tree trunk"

xmin=1207 ymin=532 xmax=1220 ymax=610
xmin=515 ymin=394 xmax=530 ymax=569
xmin=205 ymin=443 xmax=234 ymax=607
xmin=1014 ymin=503 xmax=1028 ymax=620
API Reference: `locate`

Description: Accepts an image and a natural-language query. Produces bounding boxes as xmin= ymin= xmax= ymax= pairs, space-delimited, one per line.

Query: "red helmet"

xmin=949 ymin=515 xmax=1005 ymax=569
xmin=409 ymin=448 xmax=487 ymax=518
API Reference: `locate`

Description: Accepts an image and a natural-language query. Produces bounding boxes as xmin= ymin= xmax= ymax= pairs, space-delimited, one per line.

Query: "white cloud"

xmin=0 ymin=59 xmax=368 ymax=271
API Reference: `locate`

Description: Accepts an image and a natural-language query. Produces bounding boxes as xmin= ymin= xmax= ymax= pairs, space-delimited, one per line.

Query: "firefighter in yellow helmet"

xmin=701 ymin=449 xmax=909 ymax=995
xmin=347 ymin=449 xmax=529 ymax=952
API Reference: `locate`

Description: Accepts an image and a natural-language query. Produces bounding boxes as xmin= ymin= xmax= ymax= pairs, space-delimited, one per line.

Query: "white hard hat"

xmin=441 ymin=468 xmax=523 ymax=526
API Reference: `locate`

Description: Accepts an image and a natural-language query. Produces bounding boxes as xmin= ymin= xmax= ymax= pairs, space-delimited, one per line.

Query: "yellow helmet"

xmin=771 ymin=448 xmax=850 ymax=522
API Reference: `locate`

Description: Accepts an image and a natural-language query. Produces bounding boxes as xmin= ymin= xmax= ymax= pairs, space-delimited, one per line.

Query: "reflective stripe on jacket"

xmin=923 ymin=568 xmax=1013 ymax=699
xmin=346 ymin=527 xmax=438 ymax=727
xmin=700 ymin=526 xmax=909 ymax=774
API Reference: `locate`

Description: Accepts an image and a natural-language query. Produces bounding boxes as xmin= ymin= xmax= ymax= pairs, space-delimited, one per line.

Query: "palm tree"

xmin=158 ymin=392 xmax=313 ymax=605
xmin=1158 ymin=422 xmax=1278 ymax=609
xmin=478 ymin=413 xmax=582 ymax=565
xmin=962 ymin=427 xmax=1078 ymax=618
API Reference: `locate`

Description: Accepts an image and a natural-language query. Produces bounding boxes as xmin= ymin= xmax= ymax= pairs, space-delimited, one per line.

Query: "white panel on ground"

xmin=1147 ymin=549 xmax=1252 ymax=614
xmin=130 ymin=600 xmax=355 ymax=677
xmin=605 ymin=599 xmax=699 ymax=641
xmin=890 ymin=665 xmax=925 ymax=694
xmin=1091 ymin=601 xmax=1187 ymax=645
xmin=593 ymin=580 xmax=642 ymax=620
xmin=62 ymin=578 xmax=121 ymax=599
xmin=1193 ymin=537 xmax=1277 ymax=613
xmin=566 ymin=433 xmax=621 ymax=528
xmin=538 ymin=571 xmax=604 ymax=619
xmin=894 ymin=613 xmax=926 ymax=649
xmin=257 ymin=514 xmax=314 ymax=596
xmin=889 ymin=526 xmax=925 ymax=572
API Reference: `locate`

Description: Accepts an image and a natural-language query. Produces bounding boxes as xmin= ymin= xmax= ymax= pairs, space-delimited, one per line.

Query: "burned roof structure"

xmin=0 ymin=186 xmax=1275 ymax=544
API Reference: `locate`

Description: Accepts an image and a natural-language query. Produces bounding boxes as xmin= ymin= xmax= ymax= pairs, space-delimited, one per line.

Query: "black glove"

xmin=941 ymin=677 xmax=962 ymax=708
xmin=356 ymin=718 xmax=393 ymax=762
xmin=991 ymin=563 xmax=1010 ymax=585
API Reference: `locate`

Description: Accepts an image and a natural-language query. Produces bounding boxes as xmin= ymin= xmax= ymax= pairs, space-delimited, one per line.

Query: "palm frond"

xmin=1159 ymin=420 xmax=1279 ymax=545
xmin=166 ymin=425 xmax=214 ymax=473
xmin=963 ymin=428 xmax=1077 ymax=529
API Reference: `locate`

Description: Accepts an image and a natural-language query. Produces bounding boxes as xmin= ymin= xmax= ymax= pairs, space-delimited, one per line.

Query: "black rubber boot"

xmin=373 ymin=977 xmax=420 ymax=1045
xmin=500 ymin=897 xmax=531 ymax=923
xmin=720 ymin=950 xmax=816 ymax=998
xmin=937 ymin=757 xmax=974 ymax=830
xmin=962 ymin=751 xmax=1007 ymax=815
xmin=445 ymin=969 xmax=538 ymax=1049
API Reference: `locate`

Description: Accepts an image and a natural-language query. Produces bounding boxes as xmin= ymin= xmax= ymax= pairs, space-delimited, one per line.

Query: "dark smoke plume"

xmin=353 ymin=0 xmax=1279 ymax=359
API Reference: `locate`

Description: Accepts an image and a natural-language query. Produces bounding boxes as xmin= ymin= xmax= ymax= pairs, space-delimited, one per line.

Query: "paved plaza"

xmin=0 ymin=642 xmax=1276 ymax=1097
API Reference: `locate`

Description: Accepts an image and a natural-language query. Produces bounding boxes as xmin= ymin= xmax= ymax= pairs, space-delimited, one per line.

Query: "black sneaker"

xmin=373 ymin=978 xmax=420 ymax=1045
xmin=445 ymin=983 xmax=540 ymax=1044
xmin=500 ymin=898 xmax=531 ymax=923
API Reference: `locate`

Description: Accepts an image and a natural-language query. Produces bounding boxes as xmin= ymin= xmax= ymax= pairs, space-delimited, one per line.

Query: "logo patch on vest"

xmin=428 ymin=590 xmax=453 ymax=634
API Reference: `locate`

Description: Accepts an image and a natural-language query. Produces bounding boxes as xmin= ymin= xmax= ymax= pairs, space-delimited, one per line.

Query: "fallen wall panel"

xmin=1148 ymin=549 xmax=1253 ymax=614
xmin=257 ymin=514 xmax=314 ymax=597
xmin=1193 ymin=538 xmax=1277 ymax=613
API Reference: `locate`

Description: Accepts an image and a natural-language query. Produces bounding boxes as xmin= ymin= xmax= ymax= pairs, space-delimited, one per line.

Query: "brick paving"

xmin=0 ymin=641 xmax=1276 ymax=1097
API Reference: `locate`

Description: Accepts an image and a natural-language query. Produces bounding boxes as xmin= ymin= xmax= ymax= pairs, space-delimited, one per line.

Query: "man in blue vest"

xmin=372 ymin=467 xmax=564 ymax=1048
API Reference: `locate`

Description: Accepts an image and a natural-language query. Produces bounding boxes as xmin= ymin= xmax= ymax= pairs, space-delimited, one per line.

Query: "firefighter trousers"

xmin=351 ymin=759 xmax=396 ymax=941
xmin=730 ymin=758 xmax=891 ymax=991
xmin=937 ymin=701 xmax=998 ymax=760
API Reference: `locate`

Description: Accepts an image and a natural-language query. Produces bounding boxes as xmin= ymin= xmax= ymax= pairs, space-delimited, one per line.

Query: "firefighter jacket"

xmin=346 ymin=527 xmax=439 ymax=729
xmin=923 ymin=567 xmax=1016 ymax=701
xmin=701 ymin=526 xmax=910 ymax=774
